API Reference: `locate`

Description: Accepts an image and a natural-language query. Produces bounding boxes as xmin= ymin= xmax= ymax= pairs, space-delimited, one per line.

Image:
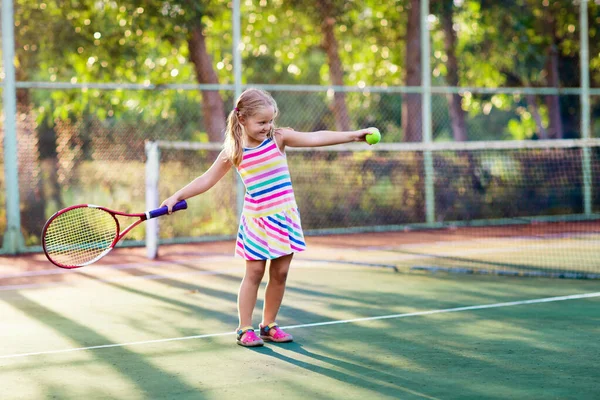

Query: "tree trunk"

xmin=441 ymin=3 xmax=467 ymax=141
xmin=188 ymin=26 xmax=226 ymax=142
xmin=545 ymin=43 xmax=563 ymax=139
xmin=402 ymin=0 xmax=422 ymax=142
xmin=319 ymin=2 xmax=350 ymax=131
xmin=541 ymin=8 xmax=563 ymax=139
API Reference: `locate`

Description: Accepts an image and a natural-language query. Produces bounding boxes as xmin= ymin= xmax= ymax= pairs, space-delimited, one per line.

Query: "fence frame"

xmin=0 ymin=0 xmax=595 ymax=254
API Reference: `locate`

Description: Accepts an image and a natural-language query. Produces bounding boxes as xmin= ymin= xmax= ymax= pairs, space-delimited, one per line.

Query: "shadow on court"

xmin=3 ymin=292 xmax=209 ymax=399
xmin=77 ymin=270 xmax=240 ymax=330
xmin=253 ymin=343 xmax=443 ymax=399
xmin=85 ymin=261 xmax=365 ymax=333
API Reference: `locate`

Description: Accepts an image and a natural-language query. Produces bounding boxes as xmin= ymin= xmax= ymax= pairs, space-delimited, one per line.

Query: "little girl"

xmin=161 ymin=88 xmax=378 ymax=347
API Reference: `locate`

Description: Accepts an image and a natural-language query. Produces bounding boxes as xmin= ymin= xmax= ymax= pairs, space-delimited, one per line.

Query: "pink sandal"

xmin=236 ymin=326 xmax=264 ymax=347
xmin=259 ymin=322 xmax=293 ymax=343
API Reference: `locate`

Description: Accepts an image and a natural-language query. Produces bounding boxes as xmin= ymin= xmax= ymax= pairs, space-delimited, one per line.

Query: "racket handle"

xmin=147 ymin=200 xmax=188 ymax=219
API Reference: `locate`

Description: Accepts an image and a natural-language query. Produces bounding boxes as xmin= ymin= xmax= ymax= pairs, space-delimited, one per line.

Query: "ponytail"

xmin=223 ymin=109 xmax=244 ymax=166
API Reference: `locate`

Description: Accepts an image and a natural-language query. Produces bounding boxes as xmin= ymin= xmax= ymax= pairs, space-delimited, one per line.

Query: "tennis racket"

xmin=41 ymin=200 xmax=188 ymax=269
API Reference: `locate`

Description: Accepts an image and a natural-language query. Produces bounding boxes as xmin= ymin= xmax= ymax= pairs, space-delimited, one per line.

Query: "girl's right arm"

xmin=275 ymin=127 xmax=373 ymax=149
xmin=160 ymin=150 xmax=232 ymax=213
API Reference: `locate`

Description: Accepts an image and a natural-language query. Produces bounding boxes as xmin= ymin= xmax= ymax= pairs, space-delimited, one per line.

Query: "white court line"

xmin=1 ymin=291 xmax=598 ymax=360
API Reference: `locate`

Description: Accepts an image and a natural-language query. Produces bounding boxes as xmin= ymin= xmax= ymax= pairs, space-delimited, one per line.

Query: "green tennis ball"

xmin=366 ymin=128 xmax=381 ymax=145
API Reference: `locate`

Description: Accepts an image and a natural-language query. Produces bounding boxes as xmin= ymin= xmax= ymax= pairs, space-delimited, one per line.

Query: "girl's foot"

xmin=259 ymin=322 xmax=293 ymax=343
xmin=236 ymin=327 xmax=264 ymax=347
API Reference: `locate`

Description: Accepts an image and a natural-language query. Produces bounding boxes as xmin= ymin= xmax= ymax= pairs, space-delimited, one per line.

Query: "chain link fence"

xmin=1 ymin=0 xmax=600 ymax=253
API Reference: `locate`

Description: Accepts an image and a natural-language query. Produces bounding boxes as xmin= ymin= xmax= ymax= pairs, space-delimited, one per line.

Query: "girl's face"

xmin=241 ymin=106 xmax=275 ymax=147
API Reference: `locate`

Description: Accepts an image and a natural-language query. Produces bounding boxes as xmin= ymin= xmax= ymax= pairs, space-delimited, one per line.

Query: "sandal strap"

xmin=261 ymin=322 xmax=278 ymax=333
xmin=237 ymin=326 xmax=255 ymax=339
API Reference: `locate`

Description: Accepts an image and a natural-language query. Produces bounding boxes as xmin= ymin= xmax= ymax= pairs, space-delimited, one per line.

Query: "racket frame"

xmin=41 ymin=201 xmax=187 ymax=269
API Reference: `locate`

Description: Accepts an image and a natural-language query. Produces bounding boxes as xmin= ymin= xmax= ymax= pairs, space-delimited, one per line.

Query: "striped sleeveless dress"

xmin=235 ymin=137 xmax=306 ymax=260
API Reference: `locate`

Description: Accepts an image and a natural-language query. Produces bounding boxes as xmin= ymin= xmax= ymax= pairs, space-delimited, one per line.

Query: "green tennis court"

xmin=1 ymin=238 xmax=599 ymax=400
xmin=2 ymin=3 xmax=600 ymax=398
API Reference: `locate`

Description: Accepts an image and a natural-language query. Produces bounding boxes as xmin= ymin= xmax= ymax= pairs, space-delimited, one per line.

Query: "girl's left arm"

xmin=275 ymin=127 xmax=374 ymax=149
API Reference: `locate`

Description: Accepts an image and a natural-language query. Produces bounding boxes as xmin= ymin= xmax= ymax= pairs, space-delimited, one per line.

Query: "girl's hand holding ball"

xmin=365 ymin=128 xmax=381 ymax=145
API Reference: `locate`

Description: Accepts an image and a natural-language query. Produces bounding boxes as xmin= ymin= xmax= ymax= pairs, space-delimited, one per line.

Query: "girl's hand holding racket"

xmin=42 ymin=200 xmax=188 ymax=269
xmin=160 ymin=196 xmax=184 ymax=215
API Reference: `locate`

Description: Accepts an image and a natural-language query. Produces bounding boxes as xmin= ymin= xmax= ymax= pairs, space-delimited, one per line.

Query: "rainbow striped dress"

xmin=235 ymin=137 xmax=306 ymax=260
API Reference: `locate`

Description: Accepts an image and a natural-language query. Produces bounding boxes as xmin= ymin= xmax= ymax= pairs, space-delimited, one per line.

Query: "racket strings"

xmin=44 ymin=207 xmax=118 ymax=267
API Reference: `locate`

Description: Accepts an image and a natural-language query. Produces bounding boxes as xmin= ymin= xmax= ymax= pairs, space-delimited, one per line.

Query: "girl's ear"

xmin=238 ymin=115 xmax=246 ymax=126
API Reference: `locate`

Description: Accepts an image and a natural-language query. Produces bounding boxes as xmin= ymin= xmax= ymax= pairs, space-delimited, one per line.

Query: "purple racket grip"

xmin=147 ymin=200 xmax=188 ymax=219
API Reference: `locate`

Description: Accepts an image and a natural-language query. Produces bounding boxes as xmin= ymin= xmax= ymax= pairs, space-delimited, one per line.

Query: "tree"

xmin=15 ymin=1 xmax=230 ymax=140
xmin=433 ymin=0 xmax=467 ymax=141
xmin=139 ymin=1 xmax=227 ymax=142
xmin=287 ymin=0 xmax=351 ymax=131
xmin=472 ymin=0 xmax=583 ymax=139
xmin=317 ymin=0 xmax=351 ymax=131
xmin=11 ymin=0 xmax=233 ymax=240
xmin=403 ymin=0 xmax=422 ymax=142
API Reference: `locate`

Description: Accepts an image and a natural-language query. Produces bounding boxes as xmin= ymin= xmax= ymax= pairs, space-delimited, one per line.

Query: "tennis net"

xmin=145 ymin=139 xmax=600 ymax=278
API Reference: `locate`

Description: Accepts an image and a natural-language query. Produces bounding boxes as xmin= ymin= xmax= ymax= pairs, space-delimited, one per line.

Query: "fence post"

xmin=1 ymin=0 xmax=26 ymax=254
xmin=579 ymin=0 xmax=592 ymax=215
xmin=421 ymin=0 xmax=435 ymax=225
xmin=232 ymin=0 xmax=245 ymax=218
xmin=145 ymin=141 xmax=160 ymax=259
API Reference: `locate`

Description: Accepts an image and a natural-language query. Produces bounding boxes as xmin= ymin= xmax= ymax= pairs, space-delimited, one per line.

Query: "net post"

xmin=1 ymin=0 xmax=26 ymax=254
xmin=421 ymin=0 xmax=435 ymax=225
xmin=145 ymin=141 xmax=161 ymax=259
xmin=579 ymin=0 xmax=592 ymax=215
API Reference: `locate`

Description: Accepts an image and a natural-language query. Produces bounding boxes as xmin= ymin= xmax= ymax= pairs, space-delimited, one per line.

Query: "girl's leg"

xmin=261 ymin=253 xmax=293 ymax=326
xmin=237 ymin=259 xmax=267 ymax=329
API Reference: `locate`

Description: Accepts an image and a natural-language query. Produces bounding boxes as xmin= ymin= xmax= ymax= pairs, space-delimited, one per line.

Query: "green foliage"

xmin=14 ymin=0 xmax=231 ymax=124
xmin=11 ymin=0 xmax=599 ymax=140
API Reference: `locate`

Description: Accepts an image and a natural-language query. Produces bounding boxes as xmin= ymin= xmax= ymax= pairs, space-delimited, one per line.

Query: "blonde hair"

xmin=223 ymin=88 xmax=279 ymax=166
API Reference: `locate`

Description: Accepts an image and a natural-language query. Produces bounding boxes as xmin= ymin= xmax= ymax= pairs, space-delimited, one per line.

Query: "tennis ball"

xmin=366 ymin=128 xmax=381 ymax=145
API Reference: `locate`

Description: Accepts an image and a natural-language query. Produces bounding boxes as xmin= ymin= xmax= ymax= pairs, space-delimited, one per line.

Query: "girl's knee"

xmin=270 ymin=267 xmax=289 ymax=284
xmin=245 ymin=262 xmax=266 ymax=283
